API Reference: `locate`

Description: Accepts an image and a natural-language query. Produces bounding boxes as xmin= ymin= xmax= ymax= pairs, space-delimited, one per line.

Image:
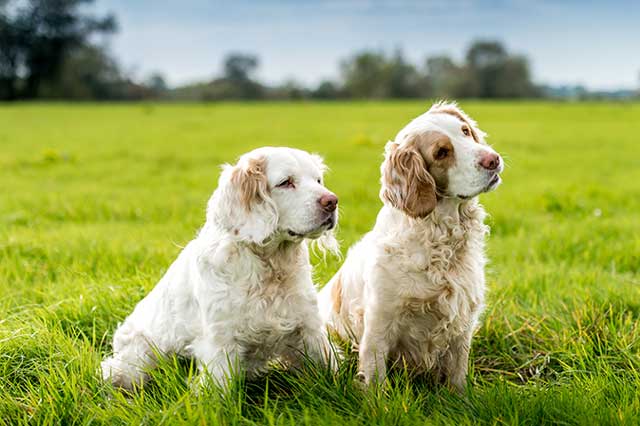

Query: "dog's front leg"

xmin=191 ymin=338 xmax=241 ymax=392
xmin=358 ymin=307 xmax=390 ymax=385
xmin=441 ymin=329 xmax=472 ymax=394
xmin=101 ymin=322 xmax=159 ymax=390
xmin=300 ymin=327 xmax=339 ymax=372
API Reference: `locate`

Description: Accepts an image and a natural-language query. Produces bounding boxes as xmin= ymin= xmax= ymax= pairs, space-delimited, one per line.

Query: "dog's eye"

xmin=435 ymin=147 xmax=450 ymax=160
xmin=462 ymin=126 xmax=471 ymax=137
xmin=316 ymin=178 xmax=322 ymax=184
xmin=277 ymin=178 xmax=294 ymax=189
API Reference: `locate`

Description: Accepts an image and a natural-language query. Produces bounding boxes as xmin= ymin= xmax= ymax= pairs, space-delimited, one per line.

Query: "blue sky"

xmin=95 ymin=0 xmax=639 ymax=90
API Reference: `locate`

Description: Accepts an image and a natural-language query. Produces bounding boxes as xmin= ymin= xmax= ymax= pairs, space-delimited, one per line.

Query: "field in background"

xmin=1 ymin=102 xmax=639 ymax=425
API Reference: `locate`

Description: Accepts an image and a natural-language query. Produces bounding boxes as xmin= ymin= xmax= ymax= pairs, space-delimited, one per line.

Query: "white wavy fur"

xmin=319 ymin=102 xmax=503 ymax=392
xmin=102 ymin=147 xmax=339 ymax=390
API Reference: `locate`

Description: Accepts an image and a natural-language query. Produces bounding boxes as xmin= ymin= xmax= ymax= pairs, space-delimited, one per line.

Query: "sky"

xmin=94 ymin=0 xmax=640 ymax=91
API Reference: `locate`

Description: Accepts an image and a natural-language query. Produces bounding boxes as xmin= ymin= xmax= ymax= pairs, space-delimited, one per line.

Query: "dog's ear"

xmin=379 ymin=139 xmax=436 ymax=218
xmin=207 ymin=155 xmax=278 ymax=243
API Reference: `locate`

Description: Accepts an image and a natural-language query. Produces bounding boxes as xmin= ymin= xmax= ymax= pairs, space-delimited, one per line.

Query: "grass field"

xmin=1 ymin=101 xmax=639 ymax=425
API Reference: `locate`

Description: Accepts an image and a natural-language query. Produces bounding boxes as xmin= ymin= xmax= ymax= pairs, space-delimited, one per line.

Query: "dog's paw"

xmin=100 ymin=356 xmax=145 ymax=391
xmin=353 ymin=371 xmax=368 ymax=390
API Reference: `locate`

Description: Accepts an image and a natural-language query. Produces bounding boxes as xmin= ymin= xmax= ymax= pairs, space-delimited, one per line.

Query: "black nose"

xmin=479 ymin=152 xmax=500 ymax=170
xmin=318 ymin=193 xmax=338 ymax=212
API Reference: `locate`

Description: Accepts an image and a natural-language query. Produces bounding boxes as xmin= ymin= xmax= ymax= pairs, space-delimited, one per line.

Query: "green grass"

xmin=1 ymin=101 xmax=639 ymax=425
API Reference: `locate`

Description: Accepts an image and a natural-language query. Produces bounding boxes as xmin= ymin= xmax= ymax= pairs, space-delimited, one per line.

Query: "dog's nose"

xmin=318 ymin=193 xmax=338 ymax=212
xmin=479 ymin=152 xmax=501 ymax=171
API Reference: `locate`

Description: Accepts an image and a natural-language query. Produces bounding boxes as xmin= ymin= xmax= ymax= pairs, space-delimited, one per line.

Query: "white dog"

xmin=319 ymin=102 xmax=503 ymax=391
xmin=102 ymin=147 xmax=339 ymax=390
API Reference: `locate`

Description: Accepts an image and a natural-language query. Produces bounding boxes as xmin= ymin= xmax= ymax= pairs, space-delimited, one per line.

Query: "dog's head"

xmin=208 ymin=147 xmax=338 ymax=248
xmin=380 ymin=101 xmax=503 ymax=218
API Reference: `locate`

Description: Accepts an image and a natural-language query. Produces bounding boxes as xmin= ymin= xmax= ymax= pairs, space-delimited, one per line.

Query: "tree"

xmin=463 ymin=40 xmax=536 ymax=98
xmin=465 ymin=41 xmax=507 ymax=98
xmin=425 ymin=55 xmax=467 ymax=98
xmin=145 ymin=72 xmax=167 ymax=93
xmin=311 ymin=80 xmax=343 ymax=99
xmin=270 ymin=80 xmax=309 ymax=100
xmin=494 ymin=56 xmax=538 ymax=98
xmin=38 ymin=44 xmax=122 ymax=99
xmin=223 ymin=54 xmax=258 ymax=82
xmin=466 ymin=41 xmax=507 ymax=70
xmin=340 ymin=49 xmax=427 ymax=99
xmin=0 ymin=0 xmax=116 ymax=99
xmin=216 ymin=53 xmax=263 ymax=99
xmin=386 ymin=49 xmax=425 ymax=98
xmin=0 ymin=2 xmax=24 ymax=99
xmin=340 ymin=51 xmax=388 ymax=98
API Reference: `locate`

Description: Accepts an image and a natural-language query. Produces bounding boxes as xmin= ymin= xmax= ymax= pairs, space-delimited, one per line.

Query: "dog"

xmin=102 ymin=147 xmax=339 ymax=390
xmin=319 ymin=102 xmax=503 ymax=391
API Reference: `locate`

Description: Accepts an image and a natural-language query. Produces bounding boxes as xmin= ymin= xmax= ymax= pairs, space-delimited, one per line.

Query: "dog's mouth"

xmin=485 ymin=173 xmax=502 ymax=191
xmin=321 ymin=215 xmax=336 ymax=230
xmin=456 ymin=173 xmax=502 ymax=199
xmin=287 ymin=215 xmax=336 ymax=238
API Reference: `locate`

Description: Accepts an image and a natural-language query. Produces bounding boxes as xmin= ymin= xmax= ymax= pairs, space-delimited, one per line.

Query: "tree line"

xmin=168 ymin=41 xmax=538 ymax=101
xmin=2 ymin=0 xmax=625 ymax=102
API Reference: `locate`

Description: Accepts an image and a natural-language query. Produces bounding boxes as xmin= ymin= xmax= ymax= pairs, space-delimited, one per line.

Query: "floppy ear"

xmin=207 ymin=156 xmax=278 ymax=243
xmin=379 ymin=139 xmax=436 ymax=218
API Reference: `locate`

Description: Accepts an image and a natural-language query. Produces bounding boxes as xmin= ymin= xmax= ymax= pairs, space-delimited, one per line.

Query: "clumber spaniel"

xmin=319 ymin=102 xmax=503 ymax=391
xmin=102 ymin=147 xmax=339 ymax=390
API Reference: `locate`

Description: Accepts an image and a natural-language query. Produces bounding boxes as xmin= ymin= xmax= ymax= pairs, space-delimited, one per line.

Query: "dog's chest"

xmin=381 ymin=220 xmax=485 ymax=365
xmin=393 ymin=287 xmax=474 ymax=350
xmin=232 ymin=276 xmax=310 ymax=356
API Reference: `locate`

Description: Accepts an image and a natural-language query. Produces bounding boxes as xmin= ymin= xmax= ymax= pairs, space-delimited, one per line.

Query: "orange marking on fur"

xmin=331 ymin=274 xmax=343 ymax=314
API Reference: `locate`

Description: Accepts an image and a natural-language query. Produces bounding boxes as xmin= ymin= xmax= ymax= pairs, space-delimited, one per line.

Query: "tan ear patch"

xmin=331 ymin=272 xmax=343 ymax=314
xmin=414 ymin=131 xmax=455 ymax=194
xmin=231 ymin=157 xmax=268 ymax=211
xmin=415 ymin=131 xmax=455 ymax=165
xmin=380 ymin=141 xmax=437 ymax=218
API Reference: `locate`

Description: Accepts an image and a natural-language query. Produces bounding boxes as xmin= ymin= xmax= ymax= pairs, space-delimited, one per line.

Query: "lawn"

xmin=1 ymin=101 xmax=639 ymax=425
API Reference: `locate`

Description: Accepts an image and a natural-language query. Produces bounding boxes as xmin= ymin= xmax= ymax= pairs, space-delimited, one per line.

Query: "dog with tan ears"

xmin=102 ymin=147 xmax=339 ymax=391
xmin=319 ymin=102 xmax=503 ymax=391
